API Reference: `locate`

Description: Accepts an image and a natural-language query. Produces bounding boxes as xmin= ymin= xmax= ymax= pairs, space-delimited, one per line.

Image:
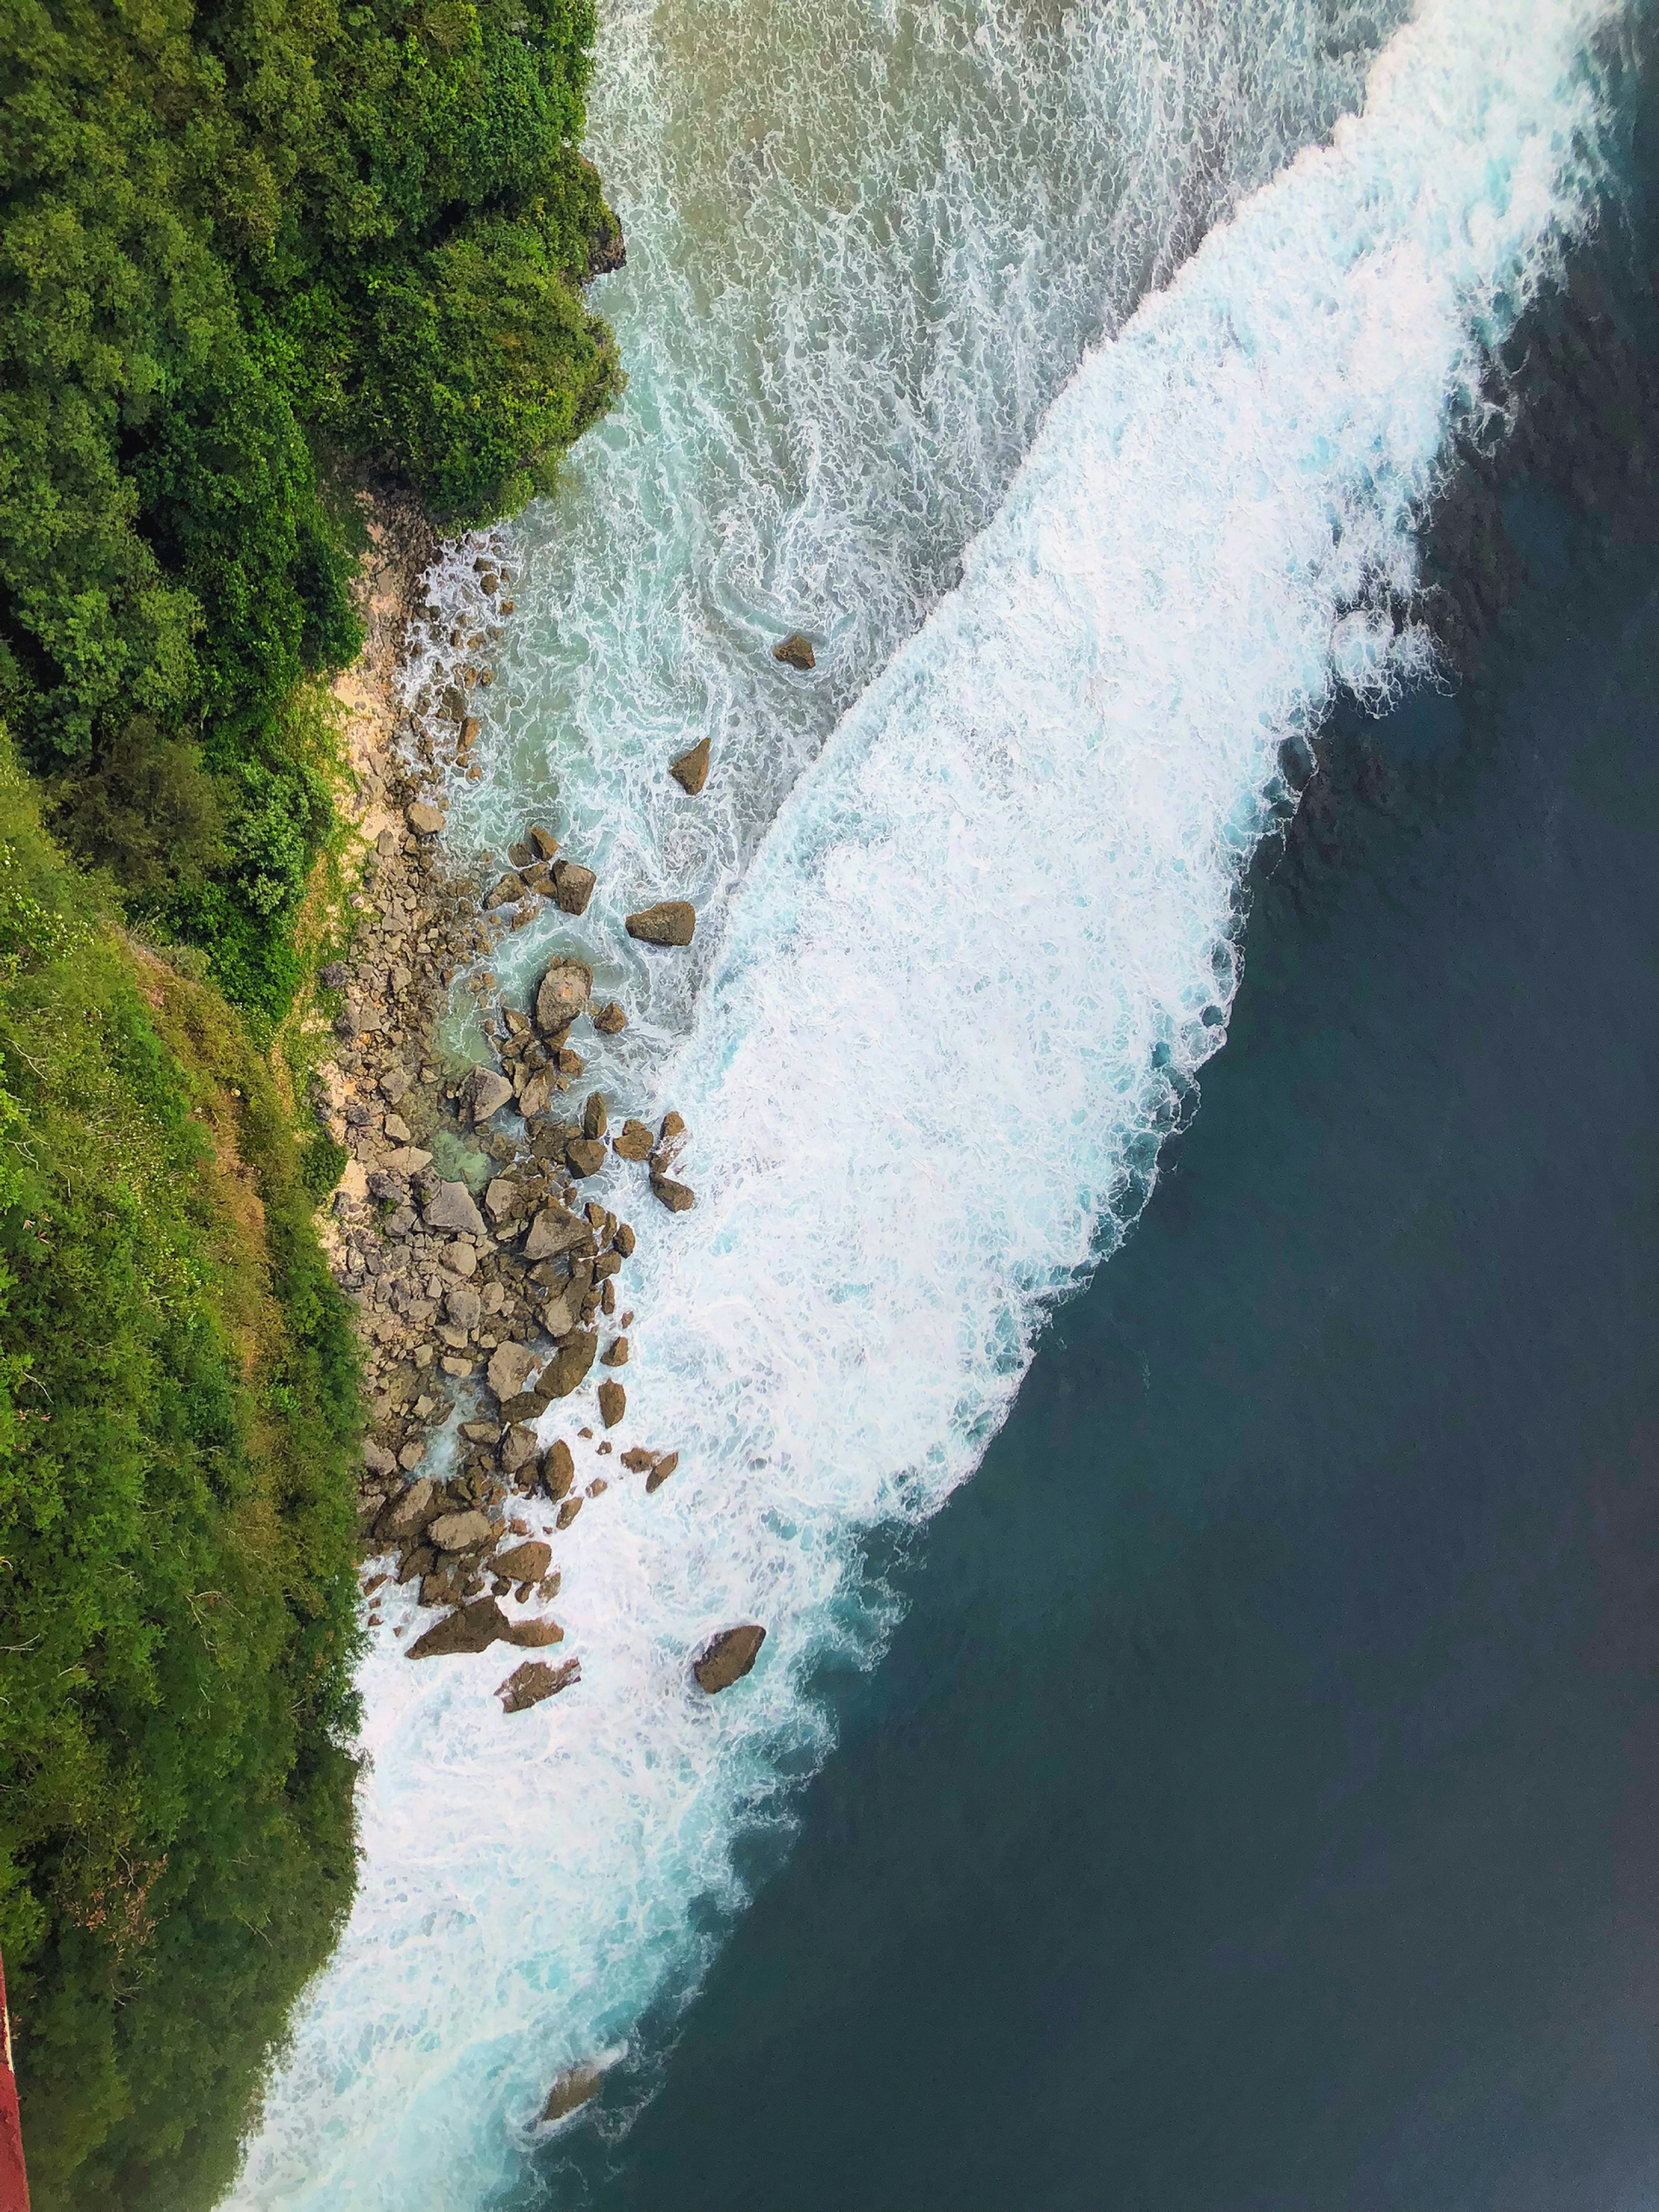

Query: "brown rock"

xmin=364 ymin=1438 xmax=397 ymax=1478
xmin=651 ymin=1176 xmax=696 ymax=1213
xmin=669 ymin=734 xmax=711 ymax=794
xmin=468 ymin=1067 xmax=514 ymax=1123
xmin=503 ymin=1615 xmax=566 ymax=1649
xmin=552 ymin=859 xmax=597 ymax=915
xmin=540 ymin=2062 xmax=602 ymax=2122
xmin=597 ymin=1378 xmax=626 ymax=1427
xmin=518 ymin=1068 xmax=555 ymax=1119
xmin=582 ymin=1092 xmax=607 ymax=1141
xmin=543 ymin=1332 xmax=597 ymax=1399
xmin=523 ymin=1205 xmax=591 ymax=1263
xmin=773 ymin=631 xmax=816 ymax=671
xmin=376 ymin=1476 xmax=438 ymax=1541
xmin=460 ymin=716 xmax=481 ymax=746
xmin=620 ymin=1447 xmax=656 ymax=1472
xmin=600 ymin=1335 xmax=629 ymax=1367
xmin=529 ymin=824 xmax=559 ymax=860
xmin=659 ymin=1110 xmax=686 ymax=1146
xmin=612 ymin=1119 xmax=654 ymax=1161
xmin=566 ymin=1136 xmax=608 ymax=1178
xmin=397 ymin=1544 xmax=434 ymax=1584
xmin=407 ymin=1597 xmax=510 ymax=1659
xmin=592 ymin=1000 xmax=627 ymax=1034
xmin=536 ymin=959 xmax=592 ymax=1035
xmin=556 ymin=1495 xmax=583 ymax=1530
xmin=499 ymin=1423 xmax=541 ymax=1475
xmin=484 ymin=871 xmax=526 ymax=910
xmin=625 ymin=901 xmax=696 ymax=947
xmin=487 ymin=1342 xmax=543 ymax=1402
xmin=543 ymin=1439 xmax=576 ymax=1501
xmin=645 ymin=1451 xmax=679 ymax=1494
xmin=592 ymin=1250 xmax=621 ymax=1281
xmin=407 ymin=800 xmax=447 ymax=834
xmin=495 ymin=1539 xmax=553 ymax=1582
xmin=693 ymin=1623 xmax=766 ymax=1692
xmin=613 ymin=1221 xmax=636 ymax=1258
xmin=426 ymin=1508 xmax=495 ymax=1553
xmin=498 ymin=1656 xmax=580 ymax=1713
xmin=484 ymin=1176 xmax=523 ymax=1225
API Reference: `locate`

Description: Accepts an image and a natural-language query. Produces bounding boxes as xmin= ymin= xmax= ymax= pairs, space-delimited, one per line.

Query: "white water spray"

xmin=231 ymin=1 xmax=1628 ymax=2205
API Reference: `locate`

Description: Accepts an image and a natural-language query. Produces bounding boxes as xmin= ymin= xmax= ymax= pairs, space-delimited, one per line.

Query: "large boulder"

xmin=566 ymin=1136 xmax=608 ymax=1178
xmin=425 ymin=1180 xmax=486 ymax=1235
xmin=645 ymin=1451 xmax=680 ymax=1495
xmin=613 ymin=1119 xmax=654 ymax=1161
xmin=518 ymin=1068 xmax=554 ymax=1119
xmin=496 ymin=1538 xmax=553 ymax=1581
xmin=445 ymin=1284 xmax=482 ymax=1330
xmin=484 ymin=871 xmax=526 ymax=910
xmin=625 ymin=901 xmax=696 ymax=947
xmin=426 ymin=1508 xmax=495 ymax=1554
xmin=669 ymin=735 xmax=710 ymax=795
xmin=499 ymin=1423 xmax=540 ymax=1475
xmin=540 ymin=2062 xmax=602 ymax=2123
xmin=542 ymin=1332 xmax=597 ymax=1399
xmin=582 ymin=1092 xmax=607 ymax=1140
xmin=536 ymin=959 xmax=592 ymax=1035
xmin=523 ymin=1205 xmax=591 ymax=1263
xmin=693 ymin=1623 xmax=766 ymax=1693
xmin=487 ymin=1342 xmax=543 ymax=1401
xmin=597 ymin=1379 xmax=626 ymax=1428
xmin=504 ymin=1615 xmax=566 ymax=1649
xmin=772 ymin=631 xmax=815 ymax=670
xmin=375 ymin=1476 xmax=437 ymax=1541
xmin=484 ymin=1176 xmax=523 ymax=1225
xmin=529 ymin=823 xmax=559 ymax=860
xmin=543 ymin=1439 xmax=576 ymax=1501
xmin=498 ymin=1656 xmax=581 ymax=1714
xmin=468 ymin=1067 xmax=514 ymax=1123
xmin=551 ymin=860 xmax=597 ymax=915
xmin=592 ymin=1000 xmax=628 ymax=1034
xmin=651 ymin=1176 xmax=696 ymax=1213
xmin=406 ymin=800 xmax=446 ymax=834
xmin=407 ymin=1597 xmax=510 ymax=1659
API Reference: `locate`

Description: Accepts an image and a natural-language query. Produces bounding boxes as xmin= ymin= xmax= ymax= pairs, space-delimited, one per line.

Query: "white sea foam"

xmin=229 ymin=1 xmax=1628 ymax=2206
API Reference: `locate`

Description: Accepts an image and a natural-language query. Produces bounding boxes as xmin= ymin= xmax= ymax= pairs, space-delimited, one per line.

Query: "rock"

xmin=592 ymin=1000 xmax=627 ymax=1034
xmin=397 ymin=1440 xmax=426 ymax=1471
xmin=773 ymin=632 xmax=815 ymax=671
xmin=407 ymin=1597 xmax=510 ymax=1659
xmin=507 ymin=840 xmax=534 ymax=870
xmin=651 ymin=1176 xmax=696 ymax=1213
xmin=645 ymin=1451 xmax=679 ymax=1494
xmin=555 ymin=1495 xmax=583 ymax=1530
xmin=597 ymin=1379 xmax=626 ymax=1427
xmin=536 ymin=959 xmax=592 ymax=1034
xmin=693 ymin=1623 xmax=766 ymax=1693
xmin=425 ymin=1181 xmax=486 ymax=1235
xmin=613 ymin=1221 xmax=636 ymax=1257
xmin=620 ymin=1447 xmax=656 ymax=1472
xmin=462 ymin=1420 xmax=501 ymax=1443
xmin=581 ymin=1091 xmax=607 ymax=1141
xmin=468 ymin=1068 xmax=515 ymax=1123
xmin=542 ymin=1332 xmax=597 ymax=1399
xmin=381 ymin=1146 xmax=433 ymax=1177
xmin=551 ymin=859 xmax=597 ymax=915
xmin=566 ymin=1136 xmax=608 ymax=1178
xmin=624 ymin=901 xmax=696 ymax=947
xmin=319 ymin=960 xmax=349 ymax=990
xmin=499 ymin=1423 xmax=540 ymax=1475
xmin=612 ymin=1119 xmax=653 ymax=1162
xmin=496 ymin=1538 xmax=553 ymax=1581
xmin=518 ymin=1068 xmax=554 ymax=1119
xmin=543 ymin=1440 xmax=575 ymax=1500
xmin=445 ymin=1279 xmax=483 ymax=1328
xmin=484 ymin=1176 xmax=523 ymax=1225
xmin=484 ymin=871 xmax=526 ymax=909
xmin=529 ymin=824 xmax=559 ymax=861
xmin=523 ymin=1205 xmax=591 ymax=1262
xmin=600 ymin=1335 xmax=629 ymax=1367
xmin=380 ymin=1068 xmax=411 ymax=1105
xmin=445 ymin=1239 xmax=479 ymax=1278
xmin=376 ymin=1476 xmax=437 ymax=1540
xmin=487 ymin=1342 xmax=543 ymax=1401
xmin=540 ymin=2062 xmax=603 ymax=2122
xmin=363 ymin=1439 xmax=397 ymax=1478
xmin=504 ymin=1615 xmax=566 ymax=1649
xmin=460 ymin=716 xmax=481 ymax=745
xmin=383 ymin=1112 xmax=413 ymax=1144
xmin=669 ymin=734 xmax=711 ymax=794
xmin=397 ymin=1545 xmax=434 ymax=1585
xmin=407 ymin=801 xmax=447 ymax=835
xmin=538 ymin=1289 xmax=580 ymax=1338
xmin=498 ymin=1656 xmax=581 ymax=1714
xmin=426 ymin=1508 xmax=495 ymax=1553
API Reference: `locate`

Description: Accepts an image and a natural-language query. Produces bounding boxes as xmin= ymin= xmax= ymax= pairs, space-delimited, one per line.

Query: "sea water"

xmin=229 ymin=2 xmax=1639 ymax=2205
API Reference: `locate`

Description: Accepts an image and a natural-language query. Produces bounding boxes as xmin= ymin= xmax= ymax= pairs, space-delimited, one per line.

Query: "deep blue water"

xmin=544 ymin=344 xmax=1659 ymax=2203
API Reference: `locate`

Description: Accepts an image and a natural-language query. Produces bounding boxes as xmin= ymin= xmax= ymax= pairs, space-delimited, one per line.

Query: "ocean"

xmin=229 ymin=3 xmax=1658 ymax=2205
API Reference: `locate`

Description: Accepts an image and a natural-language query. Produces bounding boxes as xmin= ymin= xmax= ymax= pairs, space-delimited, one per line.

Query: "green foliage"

xmin=0 ymin=0 xmax=621 ymax=1004
xmin=0 ymin=734 xmax=363 ymax=2210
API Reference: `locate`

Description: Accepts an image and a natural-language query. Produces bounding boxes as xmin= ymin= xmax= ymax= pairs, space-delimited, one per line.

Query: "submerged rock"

xmin=625 ymin=901 xmax=696 ymax=947
xmin=499 ymin=1656 xmax=580 ymax=1714
xmin=772 ymin=632 xmax=815 ymax=671
xmin=693 ymin=1623 xmax=766 ymax=1692
xmin=669 ymin=734 xmax=711 ymax=794
xmin=540 ymin=2061 xmax=603 ymax=2122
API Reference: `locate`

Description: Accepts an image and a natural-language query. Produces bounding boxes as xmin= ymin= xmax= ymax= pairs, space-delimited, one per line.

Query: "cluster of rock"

xmin=318 ymin=553 xmax=817 ymax=1715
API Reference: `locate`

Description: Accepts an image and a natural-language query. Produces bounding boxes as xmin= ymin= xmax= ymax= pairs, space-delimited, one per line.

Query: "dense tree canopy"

xmin=0 ymin=0 xmax=622 ymax=1010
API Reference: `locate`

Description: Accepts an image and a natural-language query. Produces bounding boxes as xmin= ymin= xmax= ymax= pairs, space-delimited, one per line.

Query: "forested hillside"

xmin=0 ymin=0 xmax=623 ymax=2199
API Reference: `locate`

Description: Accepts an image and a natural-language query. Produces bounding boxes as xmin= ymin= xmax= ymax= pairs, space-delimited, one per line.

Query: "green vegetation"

xmin=1 ymin=0 xmax=623 ymax=1016
xmin=0 ymin=734 xmax=364 ymax=2209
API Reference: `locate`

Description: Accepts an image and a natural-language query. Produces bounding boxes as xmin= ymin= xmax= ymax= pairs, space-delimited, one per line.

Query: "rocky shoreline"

xmin=311 ymin=496 xmax=764 ymax=1721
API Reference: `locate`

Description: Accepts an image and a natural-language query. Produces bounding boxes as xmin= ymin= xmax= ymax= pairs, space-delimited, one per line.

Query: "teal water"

xmin=550 ymin=331 xmax=1659 ymax=2209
